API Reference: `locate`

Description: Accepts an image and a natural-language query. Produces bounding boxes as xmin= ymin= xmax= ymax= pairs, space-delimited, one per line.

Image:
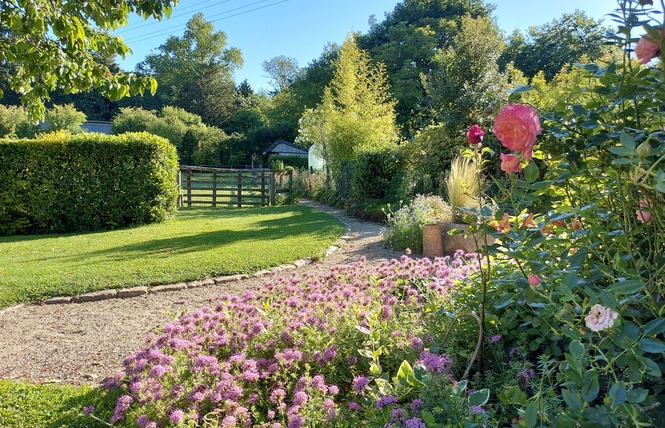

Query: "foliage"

xmin=425 ymin=14 xmax=507 ymax=134
xmin=262 ymin=55 xmax=302 ymax=92
xmin=358 ymin=0 xmax=494 ymax=135
xmin=297 ymin=35 xmax=399 ymax=179
xmin=43 ymin=103 xmax=86 ymax=134
xmin=95 ymin=255 xmax=479 ymax=427
xmin=0 ymin=104 xmax=36 ymax=138
xmin=349 ymin=147 xmax=404 ymax=201
xmin=383 ymin=195 xmax=453 ymax=253
xmin=0 ymin=380 xmax=120 ymax=428
xmin=406 ymin=123 xmax=464 ymax=192
xmin=137 ymin=13 xmax=242 ymax=129
xmin=446 ymin=156 xmax=482 ymax=222
xmin=268 ymin=155 xmax=308 ymax=170
xmin=0 ymin=205 xmax=345 ymax=307
xmin=0 ymin=132 xmax=178 ymax=236
xmin=499 ymin=11 xmax=608 ymax=80
xmin=0 ymin=0 xmax=175 ymax=120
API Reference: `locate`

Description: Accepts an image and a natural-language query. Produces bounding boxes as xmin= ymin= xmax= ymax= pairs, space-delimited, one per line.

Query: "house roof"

xmin=263 ymin=139 xmax=308 ymax=155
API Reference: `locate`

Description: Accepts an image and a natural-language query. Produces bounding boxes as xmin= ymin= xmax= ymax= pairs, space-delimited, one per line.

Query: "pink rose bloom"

xmin=585 ymin=304 xmax=618 ymax=332
xmin=500 ymin=153 xmax=521 ymax=174
xmin=493 ymin=104 xmax=541 ymax=159
xmin=635 ymin=33 xmax=661 ymax=64
xmin=467 ymin=124 xmax=485 ymax=144
xmin=528 ymin=274 xmax=540 ymax=286
xmin=636 ymin=199 xmax=652 ymax=223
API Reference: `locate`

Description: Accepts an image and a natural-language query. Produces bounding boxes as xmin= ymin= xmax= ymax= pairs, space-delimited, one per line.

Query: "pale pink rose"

xmin=528 ymin=274 xmax=540 ymax=286
xmin=467 ymin=124 xmax=485 ymax=144
xmin=635 ymin=32 xmax=661 ymax=64
xmin=585 ymin=304 xmax=618 ymax=332
xmin=500 ymin=153 xmax=521 ymax=174
xmin=636 ymin=199 xmax=652 ymax=223
xmin=493 ymin=104 xmax=541 ymax=159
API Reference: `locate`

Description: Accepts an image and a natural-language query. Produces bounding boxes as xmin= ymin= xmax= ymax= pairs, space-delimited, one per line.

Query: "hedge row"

xmin=0 ymin=132 xmax=179 ymax=235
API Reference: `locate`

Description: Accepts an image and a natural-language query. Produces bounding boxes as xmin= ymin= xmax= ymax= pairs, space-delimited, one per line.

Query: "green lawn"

xmin=0 ymin=205 xmax=345 ymax=307
xmin=0 ymin=380 xmax=117 ymax=428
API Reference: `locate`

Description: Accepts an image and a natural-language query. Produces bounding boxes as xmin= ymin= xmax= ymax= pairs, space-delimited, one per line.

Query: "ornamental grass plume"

xmin=446 ymin=156 xmax=482 ymax=222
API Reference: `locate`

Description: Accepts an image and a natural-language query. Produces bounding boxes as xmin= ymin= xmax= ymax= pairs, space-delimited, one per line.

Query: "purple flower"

xmin=292 ymin=391 xmax=308 ymax=406
xmin=410 ymin=336 xmax=424 ymax=351
xmin=488 ymin=335 xmax=502 ymax=343
xmin=405 ymin=417 xmax=427 ymax=428
xmin=348 ymin=402 xmax=361 ymax=411
xmin=381 ymin=305 xmax=393 ymax=319
xmin=375 ymin=395 xmax=398 ymax=409
xmin=470 ymin=405 xmax=486 ymax=414
xmin=353 ymin=375 xmax=370 ymax=395
xmin=169 ymin=409 xmax=185 ymax=424
xmin=410 ymin=399 xmax=423 ymax=411
xmin=149 ymin=364 xmax=168 ymax=378
xmin=82 ymin=405 xmax=95 ymax=416
xmin=417 ymin=351 xmax=452 ymax=374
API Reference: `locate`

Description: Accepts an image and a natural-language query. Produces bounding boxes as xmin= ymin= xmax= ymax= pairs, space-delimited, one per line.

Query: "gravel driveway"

xmin=0 ymin=201 xmax=403 ymax=385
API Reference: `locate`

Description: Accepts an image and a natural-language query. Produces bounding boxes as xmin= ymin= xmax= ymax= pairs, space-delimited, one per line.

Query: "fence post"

xmin=186 ymin=168 xmax=192 ymax=207
xmin=237 ymin=172 xmax=242 ymax=207
xmin=177 ymin=169 xmax=182 ymax=207
xmin=260 ymin=171 xmax=266 ymax=206
xmin=212 ymin=170 xmax=217 ymax=207
xmin=270 ymin=172 xmax=276 ymax=206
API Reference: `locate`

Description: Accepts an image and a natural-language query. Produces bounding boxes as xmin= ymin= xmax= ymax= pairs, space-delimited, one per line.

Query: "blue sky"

xmin=114 ymin=0 xmax=617 ymax=92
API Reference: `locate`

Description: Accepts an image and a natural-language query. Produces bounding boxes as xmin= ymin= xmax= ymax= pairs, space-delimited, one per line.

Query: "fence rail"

xmin=178 ymin=166 xmax=293 ymax=207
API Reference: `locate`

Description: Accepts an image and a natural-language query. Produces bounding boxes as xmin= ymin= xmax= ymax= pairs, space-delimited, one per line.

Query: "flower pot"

xmin=441 ymin=222 xmax=494 ymax=255
xmin=422 ymin=223 xmax=444 ymax=258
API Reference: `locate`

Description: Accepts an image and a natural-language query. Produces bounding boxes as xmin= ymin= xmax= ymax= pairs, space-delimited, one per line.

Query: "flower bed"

xmin=99 ymin=253 xmax=482 ymax=427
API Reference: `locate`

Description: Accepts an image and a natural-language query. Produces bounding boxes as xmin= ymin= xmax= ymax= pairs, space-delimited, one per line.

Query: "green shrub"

xmin=383 ymin=195 xmax=452 ymax=253
xmin=268 ymin=154 xmax=308 ymax=170
xmin=43 ymin=104 xmax=86 ymax=134
xmin=0 ymin=132 xmax=178 ymax=235
xmin=350 ymin=146 xmax=404 ymax=200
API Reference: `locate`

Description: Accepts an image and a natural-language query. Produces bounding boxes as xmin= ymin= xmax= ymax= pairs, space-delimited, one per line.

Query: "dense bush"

xmin=383 ymin=195 xmax=453 ymax=253
xmin=350 ymin=147 xmax=404 ymax=200
xmin=95 ymin=254 xmax=483 ymax=427
xmin=0 ymin=104 xmax=85 ymax=138
xmin=0 ymin=132 xmax=178 ymax=235
xmin=42 ymin=104 xmax=87 ymax=134
xmin=268 ymin=155 xmax=308 ymax=170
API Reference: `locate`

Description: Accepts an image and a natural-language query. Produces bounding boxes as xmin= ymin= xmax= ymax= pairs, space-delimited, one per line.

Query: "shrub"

xmin=0 ymin=132 xmax=178 ymax=235
xmin=98 ymin=255 xmax=479 ymax=427
xmin=43 ymin=104 xmax=86 ymax=134
xmin=383 ymin=195 xmax=453 ymax=253
xmin=268 ymin=155 xmax=308 ymax=170
xmin=350 ymin=147 xmax=404 ymax=201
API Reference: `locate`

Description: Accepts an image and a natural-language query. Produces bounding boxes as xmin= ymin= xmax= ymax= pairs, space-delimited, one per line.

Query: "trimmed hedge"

xmin=0 ymin=132 xmax=179 ymax=235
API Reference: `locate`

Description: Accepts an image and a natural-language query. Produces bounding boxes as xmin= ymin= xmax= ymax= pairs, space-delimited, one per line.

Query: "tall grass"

xmin=445 ymin=156 xmax=482 ymax=222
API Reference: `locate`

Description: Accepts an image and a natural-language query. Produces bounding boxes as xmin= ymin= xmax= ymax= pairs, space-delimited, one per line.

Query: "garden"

xmin=1 ymin=0 xmax=665 ymax=427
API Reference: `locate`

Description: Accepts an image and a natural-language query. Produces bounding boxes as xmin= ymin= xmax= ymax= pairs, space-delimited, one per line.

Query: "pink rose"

xmin=635 ymin=32 xmax=661 ymax=64
xmin=528 ymin=274 xmax=540 ymax=286
xmin=493 ymin=104 xmax=541 ymax=159
xmin=500 ymin=153 xmax=521 ymax=174
xmin=637 ymin=199 xmax=652 ymax=223
xmin=467 ymin=124 xmax=485 ymax=144
xmin=585 ymin=304 xmax=618 ymax=332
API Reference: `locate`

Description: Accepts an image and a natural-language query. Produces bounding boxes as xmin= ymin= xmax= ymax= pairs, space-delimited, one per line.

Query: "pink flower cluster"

xmin=104 ymin=253 xmax=478 ymax=426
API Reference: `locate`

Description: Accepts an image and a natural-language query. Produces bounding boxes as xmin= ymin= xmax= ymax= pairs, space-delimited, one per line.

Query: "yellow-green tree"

xmin=297 ymin=35 xmax=399 ymax=177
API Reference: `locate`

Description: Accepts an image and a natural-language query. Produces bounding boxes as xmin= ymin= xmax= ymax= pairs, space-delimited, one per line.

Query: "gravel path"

xmin=0 ymin=201 xmax=403 ymax=386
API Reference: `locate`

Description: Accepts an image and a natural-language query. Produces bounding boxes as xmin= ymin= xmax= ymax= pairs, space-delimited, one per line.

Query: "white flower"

xmin=585 ymin=304 xmax=618 ymax=332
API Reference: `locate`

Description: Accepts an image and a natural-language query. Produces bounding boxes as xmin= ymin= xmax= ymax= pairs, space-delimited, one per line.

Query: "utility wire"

xmin=122 ymin=0 xmax=287 ymax=44
xmin=114 ymin=0 xmax=234 ymax=35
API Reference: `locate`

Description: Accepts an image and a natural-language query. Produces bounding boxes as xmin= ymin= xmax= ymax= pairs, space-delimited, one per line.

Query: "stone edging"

xmin=0 ymin=225 xmax=353 ymax=312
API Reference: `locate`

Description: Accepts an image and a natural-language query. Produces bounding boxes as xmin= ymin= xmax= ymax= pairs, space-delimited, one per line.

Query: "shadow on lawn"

xmin=47 ymin=387 xmax=120 ymax=428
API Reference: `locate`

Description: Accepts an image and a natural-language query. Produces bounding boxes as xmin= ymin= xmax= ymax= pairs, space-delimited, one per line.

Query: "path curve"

xmin=0 ymin=201 xmax=403 ymax=385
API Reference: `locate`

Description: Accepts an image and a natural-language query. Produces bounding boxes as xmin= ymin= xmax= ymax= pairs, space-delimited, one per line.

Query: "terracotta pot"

xmin=422 ymin=223 xmax=444 ymax=258
xmin=441 ymin=222 xmax=494 ymax=255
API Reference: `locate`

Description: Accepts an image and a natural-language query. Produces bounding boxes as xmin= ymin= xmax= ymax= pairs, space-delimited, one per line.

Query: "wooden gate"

xmin=178 ymin=166 xmax=293 ymax=207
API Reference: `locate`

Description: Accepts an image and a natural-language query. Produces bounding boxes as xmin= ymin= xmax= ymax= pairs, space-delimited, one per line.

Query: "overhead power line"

xmin=121 ymin=0 xmax=288 ymax=44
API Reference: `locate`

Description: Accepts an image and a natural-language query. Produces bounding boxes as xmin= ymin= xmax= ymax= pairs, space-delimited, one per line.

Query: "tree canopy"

xmin=0 ymin=0 xmax=177 ymax=120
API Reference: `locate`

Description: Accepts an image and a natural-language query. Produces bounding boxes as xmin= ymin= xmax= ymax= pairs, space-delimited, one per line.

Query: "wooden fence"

xmin=178 ymin=166 xmax=293 ymax=207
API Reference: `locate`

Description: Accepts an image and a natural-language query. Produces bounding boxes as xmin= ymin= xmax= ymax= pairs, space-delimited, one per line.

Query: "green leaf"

xmin=639 ymin=355 xmax=661 ymax=377
xmin=608 ymin=279 xmax=643 ymax=295
xmin=562 ymin=389 xmax=583 ymax=411
xmin=523 ymin=403 xmax=538 ymax=428
xmin=524 ymin=162 xmax=539 ymax=183
xmin=626 ymin=388 xmax=649 ymax=404
xmin=569 ymin=341 xmax=585 ymax=360
xmin=608 ymin=382 xmax=627 ymax=405
xmin=643 ymin=318 xmax=665 ymax=336
xmin=608 ymin=146 xmax=633 ymax=156
xmin=421 ymin=410 xmax=436 ymax=425
xmin=620 ymin=131 xmax=636 ymax=149
xmin=639 ymin=338 xmax=665 ymax=354
xmin=581 ymin=370 xmax=600 ymax=402
xmin=469 ymin=389 xmax=490 ymax=407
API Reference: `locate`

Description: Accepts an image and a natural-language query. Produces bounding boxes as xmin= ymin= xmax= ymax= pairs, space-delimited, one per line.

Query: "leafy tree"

xmin=43 ymin=104 xmax=86 ymax=134
xmin=0 ymin=0 xmax=175 ymax=120
xmin=425 ymin=14 xmax=507 ymax=131
xmin=262 ymin=55 xmax=301 ymax=92
xmin=137 ymin=13 xmax=242 ymax=128
xmin=358 ymin=0 xmax=494 ymax=136
xmin=499 ymin=11 xmax=608 ymax=80
xmin=297 ymin=35 xmax=399 ymax=177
